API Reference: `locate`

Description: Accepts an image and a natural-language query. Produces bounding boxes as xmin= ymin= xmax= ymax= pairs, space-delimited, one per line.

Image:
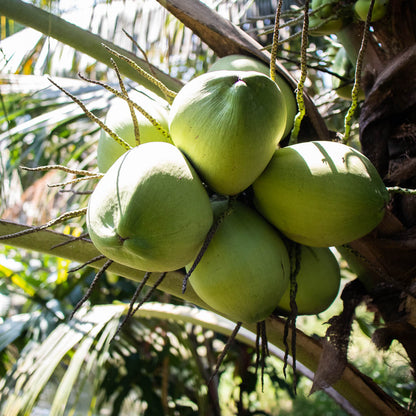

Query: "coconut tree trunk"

xmin=341 ymin=1 xmax=416 ymax=375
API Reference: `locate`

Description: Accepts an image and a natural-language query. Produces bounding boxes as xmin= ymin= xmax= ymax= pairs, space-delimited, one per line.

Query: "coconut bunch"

xmin=88 ymin=55 xmax=389 ymax=324
xmin=307 ymin=0 xmax=389 ymax=38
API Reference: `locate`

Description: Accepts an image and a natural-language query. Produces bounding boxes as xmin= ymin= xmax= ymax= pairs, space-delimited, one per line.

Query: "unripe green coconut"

xmin=331 ymin=48 xmax=365 ymax=101
xmin=208 ymin=54 xmax=297 ymax=139
xmin=252 ymin=141 xmax=389 ymax=247
xmin=309 ymin=0 xmax=345 ymax=36
xmin=354 ymin=0 xmax=389 ymax=22
xmin=188 ymin=201 xmax=290 ymax=323
xmin=277 ymin=245 xmax=341 ymax=315
xmin=97 ymin=91 xmax=170 ymax=173
xmin=208 ymin=54 xmax=271 ymax=75
xmin=169 ymin=70 xmax=287 ymax=195
xmin=87 ymin=142 xmax=213 ymax=272
xmin=335 ymin=245 xmax=376 ymax=290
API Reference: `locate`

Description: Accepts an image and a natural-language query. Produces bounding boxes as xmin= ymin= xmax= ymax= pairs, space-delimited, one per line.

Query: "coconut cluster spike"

xmin=82 ymin=54 xmax=390 ymax=382
xmin=90 ymin=54 xmax=388 ymax=317
xmin=1 ymin=50 xmax=391 ymax=389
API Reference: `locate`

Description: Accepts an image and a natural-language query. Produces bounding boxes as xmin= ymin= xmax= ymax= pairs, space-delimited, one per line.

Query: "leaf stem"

xmin=343 ymin=0 xmax=376 ymax=143
xmin=289 ymin=0 xmax=310 ymax=144
xmin=386 ymin=186 xmax=416 ymax=195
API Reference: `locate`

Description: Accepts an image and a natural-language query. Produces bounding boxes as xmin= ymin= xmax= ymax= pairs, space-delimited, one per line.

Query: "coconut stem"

xmin=77 ymin=72 xmax=172 ymax=143
xmin=131 ymin=272 xmax=167 ymax=316
xmin=50 ymin=232 xmax=91 ymax=250
xmin=208 ymin=321 xmax=242 ymax=386
xmin=122 ymin=29 xmax=158 ymax=79
xmin=181 ymin=199 xmax=235 ymax=293
xmin=101 ymin=43 xmax=177 ymax=104
xmin=112 ymin=271 xmax=168 ymax=341
xmin=255 ymin=320 xmax=270 ymax=393
xmin=283 ymin=242 xmax=302 ymax=394
xmin=269 ymin=0 xmax=283 ymax=82
xmin=260 ymin=3 xmax=328 ymax=41
xmin=110 ymin=58 xmax=142 ymax=146
xmin=20 ymin=165 xmax=99 ymax=176
xmin=48 ymin=77 xmax=132 ymax=152
xmin=386 ymin=186 xmax=416 ymax=195
xmin=70 ymin=259 xmax=113 ymax=320
xmin=343 ymin=0 xmax=376 ymax=143
xmin=67 ymin=254 xmax=106 ymax=273
xmin=47 ymin=175 xmax=103 ymax=189
xmin=289 ymin=0 xmax=310 ymax=144
xmin=0 ymin=207 xmax=88 ymax=241
xmin=112 ymin=271 xmax=153 ymax=340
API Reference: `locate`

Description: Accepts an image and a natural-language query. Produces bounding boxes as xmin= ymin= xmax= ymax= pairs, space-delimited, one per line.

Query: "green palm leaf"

xmin=0 ymin=297 xmax=364 ymax=415
xmin=49 ymin=307 xmax=123 ymax=416
xmin=1 ymin=305 xmax=124 ymax=416
xmin=0 ymin=313 xmax=37 ymax=352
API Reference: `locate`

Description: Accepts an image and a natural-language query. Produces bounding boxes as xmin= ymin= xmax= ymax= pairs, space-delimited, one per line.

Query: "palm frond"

xmin=1 ymin=0 xmax=202 ymax=80
xmin=0 ymin=300 xmax=353 ymax=415
xmin=0 ymin=304 xmax=124 ymax=416
xmin=0 ymin=312 xmax=38 ymax=352
xmin=49 ymin=309 xmax=121 ymax=416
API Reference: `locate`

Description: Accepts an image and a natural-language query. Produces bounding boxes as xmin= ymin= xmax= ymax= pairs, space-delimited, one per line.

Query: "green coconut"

xmin=354 ymin=0 xmax=389 ymax=22
xmin=97 ymin=90 xmax=170 ymax=173
xmin=252 ymin=141 xmax=389 ymax=247
xmin=309 ymin=0 xmax=345 ymax=36
xmin=188 ymin=201 xmax=290 ymax=324
xmin=169 ymin=70 xmax=287 ymax=195
xmin=331 ymin=48 xmax=365 ymax=101
xmin=335 ymin=245 xmax=376 ymax=290
xmin=87 ymin=142 xmax=213 ymax=272
xmin=208 ymin=55 xmax=297 ymax=138
xmin=277 ymin=245 xmax=341 ymax=315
